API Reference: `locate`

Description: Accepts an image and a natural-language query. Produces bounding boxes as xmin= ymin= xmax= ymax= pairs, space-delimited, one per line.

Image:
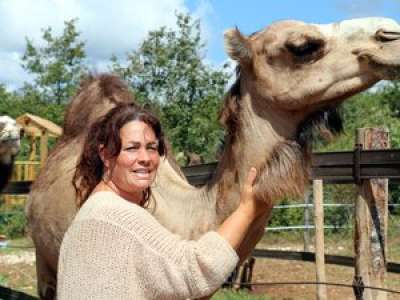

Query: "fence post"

xmin=40 ymin=130 xmax=48 ymax=166
xmin=313 ymin=179 xmax=328 ymax=300
xmin=29 ymin=136 xmax=37 ymax=161
xmin=354 ymin=128 xmax=389 ymax=300
xmin=304 ymin=189 xmax=312 ymax=252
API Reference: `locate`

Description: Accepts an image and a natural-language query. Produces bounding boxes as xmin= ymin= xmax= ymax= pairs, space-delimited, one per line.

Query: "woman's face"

xmin=103 ymin=120 xmax=160 ymax=201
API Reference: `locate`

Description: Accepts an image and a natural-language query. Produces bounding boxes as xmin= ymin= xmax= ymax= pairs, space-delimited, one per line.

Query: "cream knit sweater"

xmin=57 ymin=191 xmax=238 ymax=300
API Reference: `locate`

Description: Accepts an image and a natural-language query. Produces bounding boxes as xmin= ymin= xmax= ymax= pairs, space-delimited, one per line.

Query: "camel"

xmin=0 ymin=116 xmax=21 ymax=191
xmin=26 ymin=17 xmax=400 ymax=299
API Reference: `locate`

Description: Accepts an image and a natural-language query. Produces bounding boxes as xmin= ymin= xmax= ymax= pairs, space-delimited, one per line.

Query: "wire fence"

xmin=225 ymin=280 xmax=400 ymax=295
xmin=1 ymin=203 xmax=400 ymax=233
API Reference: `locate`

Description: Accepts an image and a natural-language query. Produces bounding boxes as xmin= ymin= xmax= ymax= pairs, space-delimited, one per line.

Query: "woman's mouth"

xmin=132 ymin=169 xmax=153 ymax=179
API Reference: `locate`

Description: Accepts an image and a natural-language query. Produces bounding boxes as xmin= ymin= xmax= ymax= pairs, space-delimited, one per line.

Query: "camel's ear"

xmin=224 ymin=28 xmax=252 ymax=63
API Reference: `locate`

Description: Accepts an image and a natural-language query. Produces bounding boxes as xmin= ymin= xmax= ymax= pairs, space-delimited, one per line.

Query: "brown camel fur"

xmin=26 ymin=17 xmax=400 ymax=299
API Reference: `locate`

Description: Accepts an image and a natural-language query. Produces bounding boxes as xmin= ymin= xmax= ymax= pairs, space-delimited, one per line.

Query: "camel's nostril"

xmin=376 ymin=29 xmax=400 ymax=42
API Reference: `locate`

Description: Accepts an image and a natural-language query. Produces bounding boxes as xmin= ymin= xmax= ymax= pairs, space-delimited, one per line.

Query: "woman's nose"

xmin=137 ymin=148 xmax=150 ymax=163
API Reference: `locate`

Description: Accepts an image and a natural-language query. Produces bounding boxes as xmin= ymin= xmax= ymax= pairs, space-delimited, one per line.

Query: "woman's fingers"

xmin=245 ymin=167 xmax=257 ymax=188
xmin=241 ymin=167 xmax=257 ymax=199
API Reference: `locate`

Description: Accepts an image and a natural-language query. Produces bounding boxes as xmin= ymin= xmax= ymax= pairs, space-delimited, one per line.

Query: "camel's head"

xmin=225 ymin=17 xmax=400 ymax=112
xmin=0 ymin=116 xmax=22 ymax=164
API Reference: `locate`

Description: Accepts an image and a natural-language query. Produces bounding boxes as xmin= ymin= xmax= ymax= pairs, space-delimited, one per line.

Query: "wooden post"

xmin=313 ymin=179 xmax=328 ymax=300
xmin=354 ymin=128 xmax=389 ymax=300
xmin=40 ymin=129 xmax=48 ymax=166
xmin=29 ymin=136 xmax=37 ymax=161
xmin=304 ymin=189 xmax=312 ymax=252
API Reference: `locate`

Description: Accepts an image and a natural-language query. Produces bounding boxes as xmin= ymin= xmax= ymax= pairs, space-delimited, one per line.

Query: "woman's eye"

xmin=147 ymin=146 xmax=158 ymax=151
xmin=125 ymin=146 xmax=139 ymax=151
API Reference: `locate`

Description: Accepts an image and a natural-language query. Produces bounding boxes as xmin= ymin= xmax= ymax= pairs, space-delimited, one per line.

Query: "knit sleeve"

xmin=102 ymin=200 xmax=239 ymax=299
xmin=177 ymin=231 xmax=240 ymax=297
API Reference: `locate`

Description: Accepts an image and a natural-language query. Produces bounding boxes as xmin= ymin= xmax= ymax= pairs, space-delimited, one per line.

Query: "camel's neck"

xmin=151 ymin=85 xmax=309 ymax=240
xmin=212 ymin=89 xmax=309 ymax=223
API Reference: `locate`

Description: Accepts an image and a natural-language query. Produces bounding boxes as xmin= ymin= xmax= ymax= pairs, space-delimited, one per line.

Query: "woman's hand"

xmin=217 ymin=167 xmax=270 ymax=252
xmin=238 ymin=168 xmax=269 ymax=220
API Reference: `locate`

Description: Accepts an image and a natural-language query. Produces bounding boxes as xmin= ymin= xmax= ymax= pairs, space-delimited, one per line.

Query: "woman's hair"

xmin=73 ymin=103 xmax=166 ymax=207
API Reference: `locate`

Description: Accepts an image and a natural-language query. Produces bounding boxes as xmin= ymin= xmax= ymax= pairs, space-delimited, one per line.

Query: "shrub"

xmin=0 ymin=205 xmax=27 ymax=239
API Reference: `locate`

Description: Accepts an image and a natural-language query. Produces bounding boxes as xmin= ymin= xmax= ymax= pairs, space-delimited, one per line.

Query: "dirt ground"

xmin=249 ymin=258 xmax=400 ymax=300
xmin=0 ymin=247 xmax=36 ymax=296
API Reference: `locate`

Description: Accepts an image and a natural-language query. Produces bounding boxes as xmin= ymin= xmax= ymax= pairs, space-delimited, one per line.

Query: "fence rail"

xmin=182 ymin=148 xmax=400 ymax=185
xmin=252 ymin=249 xmax=400 ymax=273
xmin=3 ymin=148 xmax=400 ymax=195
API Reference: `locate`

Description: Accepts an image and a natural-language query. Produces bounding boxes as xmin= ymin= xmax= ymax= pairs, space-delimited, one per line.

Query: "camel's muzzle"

xmin=355 ymin=30 xmax=400 ymax=79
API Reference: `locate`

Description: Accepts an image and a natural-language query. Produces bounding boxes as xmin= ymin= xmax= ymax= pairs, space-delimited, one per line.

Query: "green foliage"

xmin=21 ymin=19 xmax=87 ymax=104
xmin=0 ymin=206 xmax=26 ymax=239
xmin=382 ymin=81 xmax=400 ymax=118
xmin=269 ymin=199 xmax=304 ymax=228
xmin=212 ymin=289 xmax=270 ymax=300
xmin=111 ymin=13 xmax=230 ymax=162
xmin=0 ymin=274 xmax=8 ymax=286
xmin=0 ymin=87 xmax=66 ymax=125
xmin=315 ymin=89 xmax=400 ymax=152
xmin=312 ymin=86 xmax=400 ymax=220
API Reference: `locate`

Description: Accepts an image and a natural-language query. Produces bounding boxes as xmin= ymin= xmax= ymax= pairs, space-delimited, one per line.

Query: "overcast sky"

xmin=1 ymin=0 xmax=399 ymax=90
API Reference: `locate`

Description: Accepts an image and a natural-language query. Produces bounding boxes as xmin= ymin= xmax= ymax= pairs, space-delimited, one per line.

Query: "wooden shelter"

xmin=16 ymin=113 xmax=62 ymax=165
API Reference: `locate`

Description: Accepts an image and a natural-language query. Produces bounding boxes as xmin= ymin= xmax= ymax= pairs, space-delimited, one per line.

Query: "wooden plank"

xmin=313 ymin=180 xmax=328 ymax=300
xmin=2 ymin=181 xmax=32 ymax=194
xmin=312 ymin=166 xmax=400 ymax=179
xmin=303 ymin=191 xmax=312 ymax=252
xmin=311 ymin=151 xmax=354 ymax=166
xmin=311 ymin=149 xmax=400 ymax=167
xmin=251 ymin=249 xmax=400 ymax=273
xmin=40 ymin=130 xmax=48 ymax=166
xmin=355 ymin=128 xmax=389 ymax=300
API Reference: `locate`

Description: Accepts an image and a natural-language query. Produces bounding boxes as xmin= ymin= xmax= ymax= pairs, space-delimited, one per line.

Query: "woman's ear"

xmin=98 ymin=145 xmax=110 ymax=168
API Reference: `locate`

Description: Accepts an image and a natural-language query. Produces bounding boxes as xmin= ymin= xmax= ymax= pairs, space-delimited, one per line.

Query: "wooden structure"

xmin=310 ymin=127 xmax=390 ymax=300
xmin=3 ymin=161 xmax=41 ymax=206
xmin=2 ymin=114 xmax=62 ymax=206
xmin=354 ymin=128 xmax=389 ymax=300
xmin=16 ymin=113 xmax=62 ymax=165
xmin=313 ymin=179 xmax=327 ymax=300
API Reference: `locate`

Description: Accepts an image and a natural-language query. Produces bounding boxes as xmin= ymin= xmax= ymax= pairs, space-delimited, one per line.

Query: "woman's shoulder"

xmin=74 ymin=191 xmax=143 ymax=223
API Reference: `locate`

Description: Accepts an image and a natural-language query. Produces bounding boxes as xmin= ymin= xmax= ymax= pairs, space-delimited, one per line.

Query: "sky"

xmin=1 ymin=0 xmax=400 ymax=90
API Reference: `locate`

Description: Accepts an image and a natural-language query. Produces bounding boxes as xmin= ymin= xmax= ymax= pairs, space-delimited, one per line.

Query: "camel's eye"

xmin=285 ymin=39 xmax=324 ymax=59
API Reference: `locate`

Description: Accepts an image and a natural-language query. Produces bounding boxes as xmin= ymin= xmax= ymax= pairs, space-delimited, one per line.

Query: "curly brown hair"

xmin=73 ymin=103 xmax=166 ymax=207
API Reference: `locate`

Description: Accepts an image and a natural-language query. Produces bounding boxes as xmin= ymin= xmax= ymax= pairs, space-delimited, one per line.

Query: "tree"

xmin=313 ymin=90 xmax=400 ymax=216
xmin=111 ymin=13 xmax=231 ymax=163
xmin=21 ymin=19 xmax=87 ymax=104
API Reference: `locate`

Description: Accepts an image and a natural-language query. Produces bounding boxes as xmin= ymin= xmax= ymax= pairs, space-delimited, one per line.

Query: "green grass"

xmin=0 ymin=237 xmax=34 ymax=254
xmin=212 ymin=289 xmax=271 ymax=300
xmin=0 ymin=274 xmax=9 ymax=285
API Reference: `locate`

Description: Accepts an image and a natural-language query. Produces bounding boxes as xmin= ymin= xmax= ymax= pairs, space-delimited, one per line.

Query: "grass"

xmin=212 ymin=289 xmax=271 ymax=300
xmin=0 ymin=274 xmax=9 ymax=285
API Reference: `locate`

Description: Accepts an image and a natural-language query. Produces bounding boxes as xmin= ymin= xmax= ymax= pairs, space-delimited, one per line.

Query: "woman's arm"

xmin=217 ymin=168 xmax=270 ymax=251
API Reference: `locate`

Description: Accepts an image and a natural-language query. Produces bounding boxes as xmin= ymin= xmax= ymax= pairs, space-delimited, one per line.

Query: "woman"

xmin=57 ymin=103 xmax=268 ymax=300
